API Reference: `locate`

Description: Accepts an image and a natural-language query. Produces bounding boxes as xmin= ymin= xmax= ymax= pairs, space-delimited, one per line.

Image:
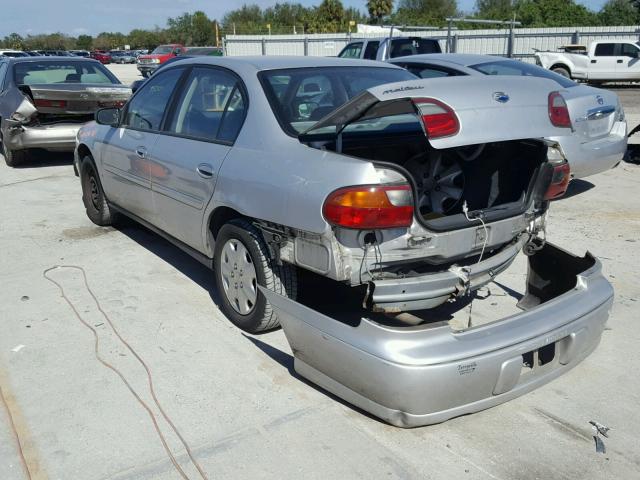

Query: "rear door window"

xmin=122 ymin=67 xmax=184 ymax=131
xmin=620 ymin=43 xmax=640 ymax=58
xmin=363 ymin=41 xmax=380 ymax=60
xmin=166 ymin=67 xmax=246 ymax=143
xmin=594 ymin=43 xmax=615 ymax=56
xmin=338 ymin=42 xmax=363 ymax=58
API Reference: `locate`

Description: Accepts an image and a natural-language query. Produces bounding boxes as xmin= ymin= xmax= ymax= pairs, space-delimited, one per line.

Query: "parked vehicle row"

xmin=69 ymin=55 xmax=615 ymax=427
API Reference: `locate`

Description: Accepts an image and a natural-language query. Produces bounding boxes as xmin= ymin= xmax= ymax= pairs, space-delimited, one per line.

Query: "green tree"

xmin=598 ymin=0 xmax=639 ymax=25
xmin=76 ymin=34 xmax=93 ymax=50
xmin=367 ymin=0 xmax=394 ymax=24
xmin=476 ymin=0 xmax=514 ymax=19
xmin=222 ymin=4 xmax=264 ymax=34
xmin=3 ymin=33 xmax=24 ymax=50
xmin=515 ymin=0 xmax=598 ymax=26
xmin=395 ymin=0 xmax=458 ymax=25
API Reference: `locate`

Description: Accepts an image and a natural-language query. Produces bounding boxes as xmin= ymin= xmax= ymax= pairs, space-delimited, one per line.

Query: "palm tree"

xmin=367 ymin=0 xmax=394 ymax=24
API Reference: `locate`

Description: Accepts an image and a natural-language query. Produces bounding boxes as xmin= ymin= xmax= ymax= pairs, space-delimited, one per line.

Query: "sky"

xmin=2 ymin=0 xmax=609 ymax=38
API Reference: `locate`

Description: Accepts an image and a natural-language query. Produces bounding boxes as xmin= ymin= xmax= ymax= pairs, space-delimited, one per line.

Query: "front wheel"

xmin=1 ymin=134 xmax=28 ymax=167
xmin=80 ymin=157 xmax=117 ymax=226
xmin=140 ymin=71 xmax=149 ymax=78
xmin=214 ymin=219 xmax=297 ymax=333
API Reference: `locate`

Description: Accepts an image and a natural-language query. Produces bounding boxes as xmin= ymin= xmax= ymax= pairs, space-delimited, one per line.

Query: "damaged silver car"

xmin=0 ymin=56 xmax=131 ymax=166
xmin=75 ymin=57 xmax=613 ymax=427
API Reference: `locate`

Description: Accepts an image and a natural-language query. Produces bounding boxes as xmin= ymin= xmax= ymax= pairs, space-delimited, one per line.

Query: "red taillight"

xmin=548 ymin=92 xmax=571 ymax=128
xmin=323 ymin=185 xmax=414 ymax=229
xmin=34 ymin=99 xmax=67 ymax=108
xmin=544 ymin=163 xmax=571 ymax=200
xmin=413 ymin=98 xmax=459 ymax=139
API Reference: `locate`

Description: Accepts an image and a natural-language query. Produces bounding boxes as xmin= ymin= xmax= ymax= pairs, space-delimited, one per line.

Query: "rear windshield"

xmin=470 ymin=59 xmax=576 ymax=88
xmin=14 ymin=61 xmax=120 ymax=85
xmin=152 ymin=46 xmax=174 ymax=54
xmin=260 ymin=66 xmax=416 ymax=135
xmin=390 ymin=38 xmax=441 ymax=57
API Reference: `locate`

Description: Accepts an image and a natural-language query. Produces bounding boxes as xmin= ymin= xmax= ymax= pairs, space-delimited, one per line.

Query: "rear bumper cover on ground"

xmin=262 ymin=242 xmax=613 ymax=427
xmin=5 ymin=123 xmax=82 ymax=151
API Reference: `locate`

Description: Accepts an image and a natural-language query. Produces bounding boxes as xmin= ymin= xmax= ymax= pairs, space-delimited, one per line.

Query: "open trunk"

xmin=300 ymin=76 xmax=568 ymax=230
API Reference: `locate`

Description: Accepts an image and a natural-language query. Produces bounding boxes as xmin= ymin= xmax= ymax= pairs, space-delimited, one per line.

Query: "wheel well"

xmin=77 ymin=144 xmax=92 ymax=163
xmin=208 ymin=206 xmax=245 ymax=241
xmin=550 ymin=63 xmax=571 ymax=74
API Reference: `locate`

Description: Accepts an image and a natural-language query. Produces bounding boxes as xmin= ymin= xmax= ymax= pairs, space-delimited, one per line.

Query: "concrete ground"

xmin=0 ymin=64 xmax=639 ymax=480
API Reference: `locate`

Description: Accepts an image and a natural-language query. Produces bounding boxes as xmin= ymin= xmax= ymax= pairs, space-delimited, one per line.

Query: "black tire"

xmin=141 ymin=71 xmax=149 ymax=78
xmin=1 ymin=135 xmax=28 ymax=167
xmin=80 ymin=156 xmax=117 ymax=226
xmin=214 ymin=218 xmax=297 ymax=333
xmin=552 ymin=66 xmax=570 ymax=78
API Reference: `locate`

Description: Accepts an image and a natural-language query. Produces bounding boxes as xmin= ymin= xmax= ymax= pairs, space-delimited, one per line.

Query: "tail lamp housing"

xmin=548 ymin=92 xmax=572 ymax=128
xmin=413 ymin=98 xmax=459 ymax=139
xmin=544 ymin=162 xmax=571 ymax=200
xmin=323 ymin=184 xmax=414 ymax=229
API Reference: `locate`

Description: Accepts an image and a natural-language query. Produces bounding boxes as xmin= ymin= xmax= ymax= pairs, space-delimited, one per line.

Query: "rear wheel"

xmin=552 ymin=66 xmax=570 ymax=78
xmin=141 ymin=71 xmax=149 ymax=78
xmin=214 ymin=219 xmax=297 ymax=333
xmin=80 ymin=156 xmax=117 ymax=226
xmin=1 ymin=134 xmax=28 ymax=167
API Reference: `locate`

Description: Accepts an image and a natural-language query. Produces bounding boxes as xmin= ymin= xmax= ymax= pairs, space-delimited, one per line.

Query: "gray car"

xmin=0 ymin=56 xmax=131 ymax=166
xmin=75 ymin=56 xmax=612 ymax=427
xmin=390 ymin=53 xmax=627 ymax=179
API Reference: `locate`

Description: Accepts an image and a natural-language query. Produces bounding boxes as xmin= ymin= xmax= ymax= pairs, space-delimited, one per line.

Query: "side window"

xmin=0 ymin=63 xmax=8 ymax=91
xmin=620 ymin=43 xmax=639 ymax=58
xmin=594 ymin=43 xmax=615 ymax=57
xmin=174 ymin=48 xmax=183 ymax=56
xmin=123 ymin=68 xmax=183 ymax=131
xmin=167 ymin=67 xmax=246 ymax=143
xmin=339 ymin=42 xmax=363 ymax=58
xmin=363 ymin=41 xmax=380 ymax=60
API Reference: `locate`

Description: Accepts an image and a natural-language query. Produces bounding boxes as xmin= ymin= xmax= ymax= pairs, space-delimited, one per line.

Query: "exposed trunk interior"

xmin=305 ymin=124 xmax=549 ymax=231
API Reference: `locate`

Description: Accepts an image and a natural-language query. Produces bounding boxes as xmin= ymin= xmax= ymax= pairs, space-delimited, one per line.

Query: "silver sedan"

xmin=75 ymin=56 xmax=612 ymax=427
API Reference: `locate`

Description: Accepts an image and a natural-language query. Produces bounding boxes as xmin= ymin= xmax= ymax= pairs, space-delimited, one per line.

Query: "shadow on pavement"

xmin=12 ymin=149 xmax=75 ymax=169
xmin=555 ymin=178 xmax=595 ymax=200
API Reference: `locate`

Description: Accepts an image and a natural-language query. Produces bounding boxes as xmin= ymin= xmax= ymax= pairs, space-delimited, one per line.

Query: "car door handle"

xmin=135 ymin=146 xmax=147 ymax=159
xmin=196 ymin=163 xmax=214 ymax=178
xmin=617 ymin=59 xmax=623 ymax=63
xmin=591 ymin=59 xmax=597 ymax=63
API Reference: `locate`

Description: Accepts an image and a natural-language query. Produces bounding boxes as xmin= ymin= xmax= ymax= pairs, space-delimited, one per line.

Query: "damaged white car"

xmin=75 ymin=57 xmax=613 ymax=427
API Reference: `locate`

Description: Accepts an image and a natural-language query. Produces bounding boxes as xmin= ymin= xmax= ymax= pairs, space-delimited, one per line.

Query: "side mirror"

xmin=131 ymin=79 xmax=145 ymax=93
xmin=95 ymin=108 xmax=120 ymax=127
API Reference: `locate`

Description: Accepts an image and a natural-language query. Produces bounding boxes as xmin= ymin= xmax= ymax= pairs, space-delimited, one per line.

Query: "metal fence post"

xmin=508 ymin=21 xmax=515 ymax=58
xmin=446 ymin=20 xmax=452 ymax=53
xmin=304 ymin=37 xmax=309 ymax=56
xmin=573 ymin=30 xmax=580 ymax=45
xmin=261 ymin=37 xmax=266 ymax=56
xmin=452 ymin=34 xmax=457 ymax=53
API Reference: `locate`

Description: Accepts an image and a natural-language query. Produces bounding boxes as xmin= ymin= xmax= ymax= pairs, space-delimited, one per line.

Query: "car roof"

xmin=3 ymin=56 xmax=102 ymax=64
xmin=391 ymin=53 xmax=507 ymax=67
xmin=167 ymin=55 xmax=402 ymax=71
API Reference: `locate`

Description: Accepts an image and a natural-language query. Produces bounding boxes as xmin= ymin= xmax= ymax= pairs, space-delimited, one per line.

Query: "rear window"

xmin=469 ymin=59 xmax=576 ymax=88
xmin=14 ymin=61 xmax=120 ymax=85
xmin=390 ymin=38 xmax=441 ymax=58
xmin=259 ymin=66 xmax=416 ymax=135
xmin=594 ymin=43 xmax=615 ymax=56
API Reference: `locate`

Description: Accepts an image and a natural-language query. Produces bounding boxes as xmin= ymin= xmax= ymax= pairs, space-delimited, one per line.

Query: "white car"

xmin=534 ymin=40 xmax=640 ymax=82
xmin=391 ymin=53 xmax=627 ymax=179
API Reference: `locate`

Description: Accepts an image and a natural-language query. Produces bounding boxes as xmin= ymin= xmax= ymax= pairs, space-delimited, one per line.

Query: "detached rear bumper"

xmin=262 ymin=242 xmax=613 ymax=427
xmin=5 ymin=123 xmax=81 ymax=152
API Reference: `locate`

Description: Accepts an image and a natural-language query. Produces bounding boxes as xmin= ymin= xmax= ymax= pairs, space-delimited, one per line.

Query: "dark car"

xmin=185 ymin=46 xmax=223 ymax=56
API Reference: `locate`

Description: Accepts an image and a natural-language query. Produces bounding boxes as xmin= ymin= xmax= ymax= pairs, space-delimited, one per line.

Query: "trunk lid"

xmin=562 ymin=85 xmax=620 ymax=142
xmin=302 ymin=76 xmax=570 ymax=149
xmin=21 ymin=83 xmax=131 ymax=115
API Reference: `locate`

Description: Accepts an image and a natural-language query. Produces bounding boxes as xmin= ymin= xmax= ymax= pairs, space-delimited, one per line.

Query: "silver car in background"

xmin=390 ymin=53 xmax=627 ymax=179
xmin=75 ymin=56 xmax=612 ymax=427
xmin=0 ymin=56 xmax=131 ymax=166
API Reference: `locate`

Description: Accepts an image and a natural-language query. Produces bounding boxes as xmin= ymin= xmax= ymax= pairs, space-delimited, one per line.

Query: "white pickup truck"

xmin=535 ymin=40 xmax=640 ymax=82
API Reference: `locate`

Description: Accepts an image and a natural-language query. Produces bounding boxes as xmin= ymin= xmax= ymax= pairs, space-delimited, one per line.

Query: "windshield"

xmin=260 ymin=66 xmax=416 ymax=135
xmin=152 ymin=46 xmax=174 ymax=54
xmin=14 ymin=61 xmax=120 ymax=85
xmin=470 ymin=59 xmax=576 ymax=88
